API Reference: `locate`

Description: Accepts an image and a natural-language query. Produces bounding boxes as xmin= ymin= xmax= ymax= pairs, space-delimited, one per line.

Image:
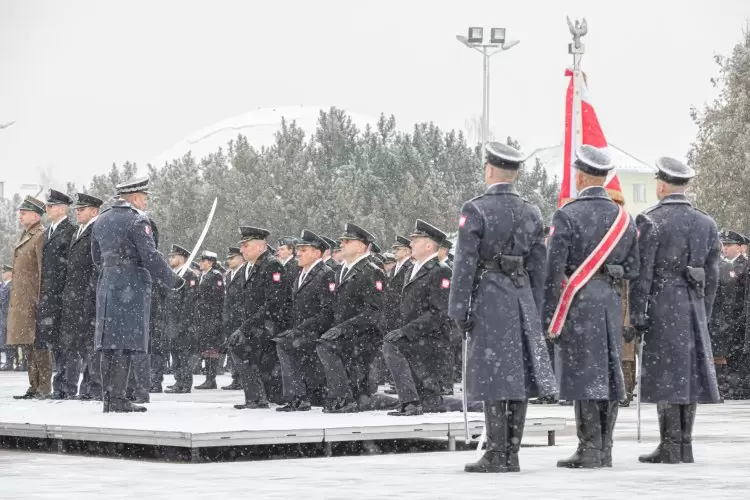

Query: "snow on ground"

xmin=2 ymin=372 xmax=750 ymax=499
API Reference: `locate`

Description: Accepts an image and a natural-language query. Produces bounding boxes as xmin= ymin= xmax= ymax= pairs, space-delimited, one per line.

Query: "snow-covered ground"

xmin=2 ymin=372 xmax=750 ymax=499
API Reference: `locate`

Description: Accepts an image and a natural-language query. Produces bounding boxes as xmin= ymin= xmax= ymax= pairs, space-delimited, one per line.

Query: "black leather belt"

xmin=102 ymin=256 xmax=141 ymax=267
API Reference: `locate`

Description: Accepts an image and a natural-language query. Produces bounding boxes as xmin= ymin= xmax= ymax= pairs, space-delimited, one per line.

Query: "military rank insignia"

xmin=459 ymin=215 xmax=467 ymax=228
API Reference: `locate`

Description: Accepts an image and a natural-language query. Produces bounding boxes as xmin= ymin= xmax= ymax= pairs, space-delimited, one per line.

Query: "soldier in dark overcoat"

xmin=91 ymin=178 xmax=182 ymax=412
xmin=631 ymin=157 xmax=721 ymax=464
xmin=709 ymin=229 xmax=750 ymax=398
xmin=193 ymin=250 xmax=225 ymax=389
xmin=227 ymin=226 xmax=292 ymax=408
xmin=316 ymin=223 xmax=385 ymax=413
xmin=380 ymin=236 xmax=412 ymax=335
xmin=220 ymin=247 xmax=246 ymax=390
xmin=165 ymin=244 xmax=200 ymax=393
xmin=450 ymin=143 xmax=556 ymax=474
xmin=274 ymin=230 xmax=335 ymax=411
xmin=126 ymin=217 xmax=162 ymax=402
xmin=544 ymin=146 xmax=639 ymax=469
xmin=36 ymin=189 xmax=76 ymax=399
xmin=57 ymin=193 xmax=103 ymax=399
xmin=383 ymin=220 xmax=452 ymax=416
xmin=277 ymin=236 xmax=300 ymax=292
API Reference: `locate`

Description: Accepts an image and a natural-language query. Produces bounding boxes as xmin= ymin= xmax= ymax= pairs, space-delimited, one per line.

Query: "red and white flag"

xmin=559 ymin=68 xmax=624 ymax=206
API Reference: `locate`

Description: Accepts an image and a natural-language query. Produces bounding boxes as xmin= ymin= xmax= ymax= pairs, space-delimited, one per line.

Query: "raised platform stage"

xmin=0 ymin=373 xmax=568 ymax=461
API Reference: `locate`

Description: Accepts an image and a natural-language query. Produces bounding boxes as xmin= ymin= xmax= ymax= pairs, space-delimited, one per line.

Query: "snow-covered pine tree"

xmin=689 ymin=28 xmax=750 ymax=232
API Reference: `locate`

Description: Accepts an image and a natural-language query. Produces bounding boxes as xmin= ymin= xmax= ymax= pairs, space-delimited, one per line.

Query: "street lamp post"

xmin=456 ymin=27 xmax=519 ymax=149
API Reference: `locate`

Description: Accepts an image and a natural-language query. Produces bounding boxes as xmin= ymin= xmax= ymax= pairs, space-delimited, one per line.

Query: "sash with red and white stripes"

xmin=548 ymin=206 xmax=631 ymax=339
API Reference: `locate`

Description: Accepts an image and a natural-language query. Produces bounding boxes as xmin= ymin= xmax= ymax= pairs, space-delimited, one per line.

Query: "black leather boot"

xmin=639 ymin=403 xmax=681 ymax=463
xmin=506 ymin=400 xmax=527 ymax=472
xmin=100 ymin=351 xmax=113 ymax=413
xmin=680 ymin=404 xmax=696 ymax=463
xmin=465 ymin=400 xmax=509 ymax=473
xmin=109 ymin=354 xmax=147 ymax=413
xmin=557 ymin=400 xmax=602 ymax=468
xmin=195 ymin=358 xmax=217 ymax=389
xmin=599 ymin=400 xmax=619 ymax=467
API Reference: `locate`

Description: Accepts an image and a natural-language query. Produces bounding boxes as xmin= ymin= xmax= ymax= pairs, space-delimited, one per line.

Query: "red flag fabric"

xmin=560 ymin=68 xmax=624 ymax=206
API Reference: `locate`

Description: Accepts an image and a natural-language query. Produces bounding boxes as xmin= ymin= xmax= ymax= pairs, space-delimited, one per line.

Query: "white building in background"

xmin=149 ymin=106 xmax=381 ymax=168
xmin=527 ymin=143 xmax=657 ymax=216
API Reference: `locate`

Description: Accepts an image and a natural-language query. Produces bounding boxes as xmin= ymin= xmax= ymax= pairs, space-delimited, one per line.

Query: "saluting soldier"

xmin=450 ymin=142 xmax=556 ymax=474
xmin=91 ymin=178 xmax=182 ymax=413
xmin=383 ymin=220 xmax=452 ymax=416
xmin=36 ymin=189 xmax=76 ymax=400
xmin=274 ymin=230 xmax=335 ymax=411
xmin=165 ymin=244 xmax=200 ymax=393
xmin=227 ymin=226 xmax=292 ymax=409
xmin=631 ymin=157 xmax=721 ymax=464
xmin=544 ymin=145 xmax=639 ymax=469
xmin=8 ymin=196 xmax=47 ymax=399
xmin=57 ymin=193 xmax=104 ymax=400
xmin=316 ymin=223 xmax=385 ymax=413
xmin=221 ymin=247 xmax=246 ymax=390
xmin=709 ymin=229 xmax=749 ymax=399
xmin=194 ymin=251 xmax=225 ymax=390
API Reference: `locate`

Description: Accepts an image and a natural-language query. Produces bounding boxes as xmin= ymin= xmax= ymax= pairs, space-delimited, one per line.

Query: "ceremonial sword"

xmin=636 ymin=337 xmax=644 ymax=443
xmin=178 ymin=197 xmax=218 ymax=278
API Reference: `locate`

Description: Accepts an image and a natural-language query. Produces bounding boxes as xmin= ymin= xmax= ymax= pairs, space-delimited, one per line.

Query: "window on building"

xmin=633 ymin=183 xmax=647 ymax=203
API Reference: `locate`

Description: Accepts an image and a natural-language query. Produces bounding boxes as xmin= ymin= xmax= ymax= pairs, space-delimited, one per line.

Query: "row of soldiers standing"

xmin=3 ymin=177 xmax=463 ymax=417
xmin=449 ymin=142 xmax=720 ymax=473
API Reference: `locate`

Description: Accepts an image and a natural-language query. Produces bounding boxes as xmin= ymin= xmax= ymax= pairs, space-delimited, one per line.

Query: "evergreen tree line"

xmin=5 ymin=24 xmax=749 ymax=266
xmin=689 ymin=28 xmax=750 ymax=232
xmin=28 ymin=108 xmax=559 ymax=259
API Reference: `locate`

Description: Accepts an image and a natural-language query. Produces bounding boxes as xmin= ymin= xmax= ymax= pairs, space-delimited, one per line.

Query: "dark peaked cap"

xmin=239 ymin=226 xmax=271 ymax=243
xmin=485 ymin=142 xmax=525 ymax=170
xmin=573 ymin=145 xmax=613 ymax=177
xmin=278 ymin=236 xmax=297 ymax=247
xmin=655 ymin=156 xmax=695 ymax=186
xmin=46 ymin=189 xmax=73 ymax=206
xmin=227 ymin=246 xmax=242 ymax=258
xmin=720 ymin=229 xmax=744 ymax=246
xmin=321 ymin=236 xmax=339 ymax=251
xmin=169 ymin=244 xmax=190 ymax=258
xmin=340 ymin=223 xmax=376 ymax=245
xmin=410 ymin=219 xmax=447 ymax=245
xmin=370 ymin=242 xmax=382 ymax=254
xmin=393 ymin=235 xmax=411 ymax=249
xmin=297 ymin=230 xmax=329 ymax=251
xmin=19 ymin=195 xmax=45 ymax=215
xmin=2 ymin=264 xmax=12 ymax=272
xmin=116 ymin=177 xmax=150 ymax=195
xmin=74 ymin=193 xmax=104 ymax=208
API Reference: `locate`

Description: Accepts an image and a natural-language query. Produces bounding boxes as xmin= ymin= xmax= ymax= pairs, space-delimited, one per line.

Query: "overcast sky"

xmin=1 ymin=0 xmax=748 ymax=194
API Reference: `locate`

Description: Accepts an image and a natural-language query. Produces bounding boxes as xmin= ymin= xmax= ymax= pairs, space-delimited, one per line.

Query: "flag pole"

xmin=567 ymin=16 xmax=587 ymax=199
